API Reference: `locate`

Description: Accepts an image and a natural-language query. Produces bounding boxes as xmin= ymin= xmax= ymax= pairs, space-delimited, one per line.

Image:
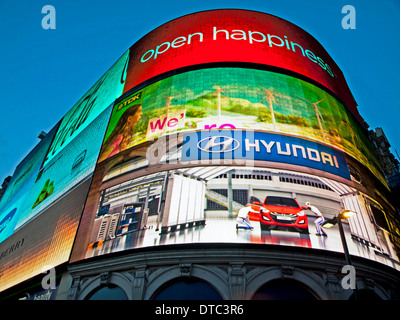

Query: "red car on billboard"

xmin=249 ymin=196 xmax=309 ymax=234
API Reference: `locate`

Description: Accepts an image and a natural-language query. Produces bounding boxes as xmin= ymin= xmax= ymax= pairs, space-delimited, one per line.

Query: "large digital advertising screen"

xmin=0 ymin=105 xmax=114 ymax=291
xmin=121 ymin=9 xmax=360 ymax=122
xmin=16 ymin=105 xmax=114 ymax=228
xmin=71 ymin=158 xmax=399 ymax=270
xmin=69 ymin=68 xmax=399 ymax=271
xmin=0 ymin=48 xmax=128 ymax=292
xmin=0 ymin=96 xmax=115 ymax=246
xmin=98 ymin=67 xmax=384 ymax=187
xmin=0 ymin=178 xmax=92 ymax=292
xmin=42 ymin=50 xmax=129 ymax=167
xmin=0 ymin=50 xmax=129 ymax=245
xmin=0 ymin=125 xmax=58 ymax=244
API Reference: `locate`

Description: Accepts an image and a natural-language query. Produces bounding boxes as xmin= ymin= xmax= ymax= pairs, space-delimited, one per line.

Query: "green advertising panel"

xmin=98 ymin=67 xmax=384 ymax=187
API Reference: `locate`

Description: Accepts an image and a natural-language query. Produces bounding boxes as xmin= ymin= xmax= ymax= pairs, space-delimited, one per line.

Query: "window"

xmin=252 ymin=279 xmax=317 ymax=300
xmin=370 ymin=205 xmax=389 ymax=231
xmin=152 ymin=278 xmax=222 ymax=300
xmin=264 ymin=196 xmax=299 ymax=208
xmin=206 ymin=189 xmax=249 ymax=210
xmin=86 ymin=284 xmax=128 ymax=300
xmin=103 ymin=157 xmax=149 ymax=182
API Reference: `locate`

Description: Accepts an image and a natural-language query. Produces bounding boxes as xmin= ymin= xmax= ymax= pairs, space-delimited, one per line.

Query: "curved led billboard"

xmin=121 ymin=9 xmax=360 ymax=122
xmin=71 ymin=158 xmax=399 ymax=270
xmin=70 ymin=67 xmax=399 ymax=270
xmin=0 ymin=125 xmax=57 ymax=244
xmin=98 ymin=67 xmax=384 ymax=186
xmin=0 ymin=49 xmax=130 ymax=291
xmin=43 ymin=50 xmax=129 ymax=167
xmin=0 ymin=106 xmax=114 ymax=291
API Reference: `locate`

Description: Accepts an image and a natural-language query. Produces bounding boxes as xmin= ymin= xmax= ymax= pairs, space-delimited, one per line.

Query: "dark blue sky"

xmin=0 ymin=0 xmax=399 ymax=181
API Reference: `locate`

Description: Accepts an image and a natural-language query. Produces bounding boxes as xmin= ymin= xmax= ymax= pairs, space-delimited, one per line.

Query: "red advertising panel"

xmin=123 ymin=9 xmax=360 ymax=121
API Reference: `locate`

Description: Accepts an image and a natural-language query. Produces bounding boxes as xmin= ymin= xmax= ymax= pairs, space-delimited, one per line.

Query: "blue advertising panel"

xmin=0 ymin=125 xmax=58 ymax=243
xmin=42 ymin=51 xmax=129 ymax=167
xmin=15 ymin=104 xmax=113 ymax=229
xmin=181 ymin=130 xmax=350 ymax=180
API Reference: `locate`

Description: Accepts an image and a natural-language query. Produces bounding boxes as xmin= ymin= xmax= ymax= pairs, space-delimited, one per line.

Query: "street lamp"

xmin=322 ymin=209 xmax=357 ymax=265
xmin=341 ymin=210 xmax=357 ymax=219
xmin=322 ymin=209 xmax=359 ymax=299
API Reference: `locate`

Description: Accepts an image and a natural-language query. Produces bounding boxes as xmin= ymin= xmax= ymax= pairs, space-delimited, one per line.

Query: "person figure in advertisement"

xmin=305 ymin=202 xmax=327 ymax=237
xmin=99 ymin=104 xmax=143 ymax=161
xmin=236 ymin=204 xmax=263 ymax=230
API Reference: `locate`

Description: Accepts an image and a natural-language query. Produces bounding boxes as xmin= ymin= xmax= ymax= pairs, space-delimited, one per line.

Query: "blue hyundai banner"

xmin=181 ymin=130 xmax=351 ymax=180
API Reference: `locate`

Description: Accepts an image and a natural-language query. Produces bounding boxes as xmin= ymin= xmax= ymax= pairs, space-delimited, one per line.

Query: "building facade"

xmin=1 ymin=9 xmax=400 ymax=300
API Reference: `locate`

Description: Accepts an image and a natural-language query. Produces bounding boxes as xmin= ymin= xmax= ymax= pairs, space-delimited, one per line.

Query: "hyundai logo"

xmin=197 ymin=136 xmax=240 ymax=153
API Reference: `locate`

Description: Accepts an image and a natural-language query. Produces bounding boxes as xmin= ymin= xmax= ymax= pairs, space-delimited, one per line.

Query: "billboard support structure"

xmin=227 ymin=171 xmax=233 ymax=218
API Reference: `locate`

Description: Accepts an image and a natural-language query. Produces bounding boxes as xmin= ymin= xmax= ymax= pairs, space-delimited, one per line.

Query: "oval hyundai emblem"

xmin=197 ymin=136 xmax=240 ymax=153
